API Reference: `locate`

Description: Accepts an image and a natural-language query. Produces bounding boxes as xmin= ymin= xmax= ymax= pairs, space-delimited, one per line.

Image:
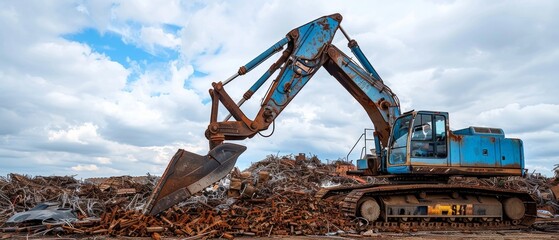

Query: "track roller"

xmin=358 ymin=197 xmax=381 ymax=222
xmin=503 ymin=197 xmax=525 ymax=220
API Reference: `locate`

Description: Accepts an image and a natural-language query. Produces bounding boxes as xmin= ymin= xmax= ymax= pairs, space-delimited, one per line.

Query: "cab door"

xmin=409 ymin=113 xmax=448 ymax=166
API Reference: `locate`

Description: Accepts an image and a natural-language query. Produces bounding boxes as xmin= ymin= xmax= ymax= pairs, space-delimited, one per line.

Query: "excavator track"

xmin=319 ymin=183 xmax=537 ymax=232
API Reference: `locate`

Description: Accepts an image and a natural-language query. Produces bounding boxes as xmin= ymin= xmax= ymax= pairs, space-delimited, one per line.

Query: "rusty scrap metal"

xmin=0 ymin=154 xmax=359 ymax=237
xmin=1 ymin=154 xmax=558 ymax=237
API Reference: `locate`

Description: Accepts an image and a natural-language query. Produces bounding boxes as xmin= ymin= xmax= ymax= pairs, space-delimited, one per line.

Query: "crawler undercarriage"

xmin=316 ymin=181 xmax=537 ymax=231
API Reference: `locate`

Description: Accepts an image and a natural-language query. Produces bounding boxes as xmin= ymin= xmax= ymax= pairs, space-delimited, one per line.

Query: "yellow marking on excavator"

xmin=428 ymin=204 xmax=473 ymax=215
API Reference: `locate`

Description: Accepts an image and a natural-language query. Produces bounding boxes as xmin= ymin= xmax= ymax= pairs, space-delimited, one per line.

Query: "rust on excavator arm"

xmin=143 ymin=143 xmax=246 ymax=215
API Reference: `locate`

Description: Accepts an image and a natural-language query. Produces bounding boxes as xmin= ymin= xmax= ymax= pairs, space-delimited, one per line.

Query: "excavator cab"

xmin=386 ymin=111 xmax=449 ymax=174
xmin=385 ymin=110 xmax=524 ymax=177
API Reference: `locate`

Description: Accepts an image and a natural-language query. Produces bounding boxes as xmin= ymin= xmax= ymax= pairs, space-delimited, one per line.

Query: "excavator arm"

xmin=144 ymin=13 xmax=400 ymax=215
xmin=208 ymin=14 xmax=399 ymax=148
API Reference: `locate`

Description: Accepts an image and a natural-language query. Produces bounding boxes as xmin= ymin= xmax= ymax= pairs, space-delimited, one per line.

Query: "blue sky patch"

xmin=192 ymin=69 xmax=209 ymax=78
xmin=63 ymin=28 xmax=180 ymax=69
xmin=183 ymin=69 xmax=208 ymax=89
xmin=163 ymin=24 xmax=182 ymax=34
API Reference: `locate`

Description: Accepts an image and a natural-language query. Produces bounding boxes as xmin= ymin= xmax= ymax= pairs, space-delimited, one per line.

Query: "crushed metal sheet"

xmin=6 ymin=202 xmax=77 ymax=224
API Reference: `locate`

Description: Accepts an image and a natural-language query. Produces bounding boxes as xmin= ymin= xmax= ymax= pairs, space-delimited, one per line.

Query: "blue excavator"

xmin=144 ymin=14 xmax=536 ymax=230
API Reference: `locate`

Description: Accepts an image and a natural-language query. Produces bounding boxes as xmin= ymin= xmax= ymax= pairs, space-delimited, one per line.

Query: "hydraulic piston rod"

xmin=222 ymin=37 xmax=289 ymax=86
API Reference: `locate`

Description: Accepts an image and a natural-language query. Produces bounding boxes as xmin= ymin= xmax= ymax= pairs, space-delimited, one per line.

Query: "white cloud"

xmin=107 ymin=1 xmax=186 ymax=25
xmin=140 ymin=26 xmax=181 ymax=49
xmin=71 ymin=164 xmax=99 ymax=171
xmin=0 ymin=0 xmax=558 ymax=178
xmin=476 ymin=103 xmax=559 ymax=133
xmin=48 ymin=123 xmax=100 ymax=144
xmin=76 ymin=4 xmax=89 ymax=15
xmin=97 ymin=157 xmax=112 ymax=164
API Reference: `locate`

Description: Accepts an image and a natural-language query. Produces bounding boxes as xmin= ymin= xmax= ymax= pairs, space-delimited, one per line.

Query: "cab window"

xmin=410 ymin=114 xmax=447 ymax=158
xmin=411 ymin=114 xmax=432 ymax=140
xmin=389 ymin=115 xmax=412 ymax=165
xmin=434 ymin=115 xmax=447 ymax=158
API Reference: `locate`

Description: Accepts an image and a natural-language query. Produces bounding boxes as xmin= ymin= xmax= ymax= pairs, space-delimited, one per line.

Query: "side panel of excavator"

xmin=382 ymin=111 xmax=524 ymax=177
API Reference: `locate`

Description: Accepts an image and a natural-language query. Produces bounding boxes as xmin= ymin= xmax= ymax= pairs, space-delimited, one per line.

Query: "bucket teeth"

xmin=144 ymin=143 xmax=246 ymax=215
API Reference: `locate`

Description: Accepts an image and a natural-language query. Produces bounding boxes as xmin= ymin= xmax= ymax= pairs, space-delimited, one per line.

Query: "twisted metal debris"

xmin=0 ymin=154 xmax=362 ymax=238
xmin=1 ymin=154 xmax=558 ymax=238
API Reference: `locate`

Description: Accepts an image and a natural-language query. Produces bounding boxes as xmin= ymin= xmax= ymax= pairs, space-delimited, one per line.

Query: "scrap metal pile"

xmin=1 ymin=158 xmax=558 ymax=238
xmin=0 ymin=154 xmax=363 ymax=238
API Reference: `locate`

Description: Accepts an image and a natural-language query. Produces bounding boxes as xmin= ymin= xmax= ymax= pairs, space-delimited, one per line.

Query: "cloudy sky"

xmin=1 ymin=0 xmax=557 ymax=178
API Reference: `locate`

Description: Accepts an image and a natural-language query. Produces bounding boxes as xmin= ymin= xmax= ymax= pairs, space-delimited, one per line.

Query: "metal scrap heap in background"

xmin=1 ymin=157 xmax=558 ymax=238
xmin=0 ymin=154 xmax=362 ymax=238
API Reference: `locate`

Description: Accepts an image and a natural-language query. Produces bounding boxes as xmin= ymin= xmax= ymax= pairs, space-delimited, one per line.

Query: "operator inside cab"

xmin=421 ymin=123 xmax=432 ymax=140
xmin=411 ymin=122 xmax=434 ymax=157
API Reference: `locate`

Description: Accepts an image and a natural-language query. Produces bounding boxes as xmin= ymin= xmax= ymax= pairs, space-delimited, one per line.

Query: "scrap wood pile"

xmin=0 ymin=154 xmax=363 ymax=238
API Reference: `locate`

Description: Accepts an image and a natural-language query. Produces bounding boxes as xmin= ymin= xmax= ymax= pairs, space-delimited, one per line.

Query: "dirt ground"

xmin=3 ymin=230 xmax=558 ymax=240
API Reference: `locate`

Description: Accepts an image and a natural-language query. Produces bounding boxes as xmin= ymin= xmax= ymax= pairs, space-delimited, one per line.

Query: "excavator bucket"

xmin=144 ymin=143 xmax=246 ymax=215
